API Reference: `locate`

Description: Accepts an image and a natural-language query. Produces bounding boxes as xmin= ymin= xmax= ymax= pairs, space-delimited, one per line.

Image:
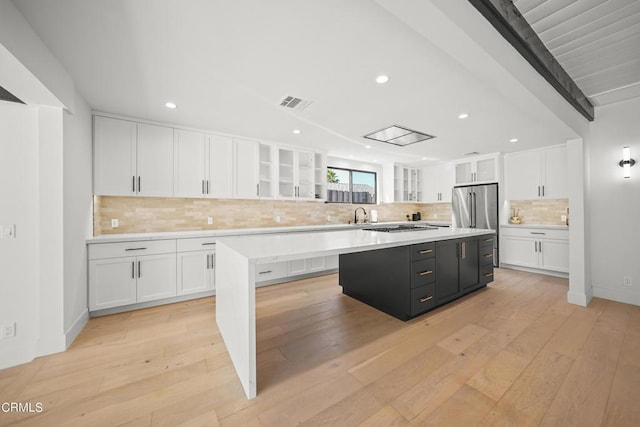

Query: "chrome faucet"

xmin=354 ymin=207 xmax=367 ymax=224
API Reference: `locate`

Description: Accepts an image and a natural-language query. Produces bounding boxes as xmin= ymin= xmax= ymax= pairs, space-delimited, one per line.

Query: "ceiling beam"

xmin=467 ymin=0 xmax=594 ymax=121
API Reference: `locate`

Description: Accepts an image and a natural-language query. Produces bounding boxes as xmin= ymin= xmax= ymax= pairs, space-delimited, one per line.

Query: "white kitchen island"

xmin=215 ymin=227 xmax=494 ymax=399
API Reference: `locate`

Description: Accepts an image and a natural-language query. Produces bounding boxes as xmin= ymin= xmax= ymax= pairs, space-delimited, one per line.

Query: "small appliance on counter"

xmin=411 ymin=212 xmax=421 ymax=221
xmin=370 ymin=209 xmax=378 ymax=223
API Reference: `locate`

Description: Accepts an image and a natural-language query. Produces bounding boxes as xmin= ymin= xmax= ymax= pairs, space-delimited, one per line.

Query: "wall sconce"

xmin=619 ymin=146 xmax=636 ymax=178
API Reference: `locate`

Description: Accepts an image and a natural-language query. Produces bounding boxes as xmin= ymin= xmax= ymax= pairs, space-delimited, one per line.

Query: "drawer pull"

xmin=258 ymin=270 xmax=273 ymax=275
xmin=419 ymin=295 xmax=434 ymax=303
xmin=484 ymin=254 xmax=493 ymax=258
xmin=419 ymin=270 xmax=433 ymax=276
xmin=530 ymin=232 xmax=546 ymax=235
xmin=484 ymin=272 xmax=494 ymax=278
xmin=125 ymin=247 xmax=147 ymax=251
xmin=419 ymin=249 xmax=433 ymax=254
xmin=483 ymin=238 xmax=493 ymax=242
xmin=201 ymin=242 xmax=216 ymax=246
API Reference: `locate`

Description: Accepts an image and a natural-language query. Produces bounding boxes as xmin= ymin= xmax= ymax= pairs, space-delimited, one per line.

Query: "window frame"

xmin=326 ymin=166 xmax=377 ymax=204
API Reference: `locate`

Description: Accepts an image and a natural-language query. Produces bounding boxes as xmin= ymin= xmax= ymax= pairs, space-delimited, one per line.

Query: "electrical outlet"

xmin=111 ymin=219 xmax=119 ymax=228
xmin=0 ymin=224 xmax=16 ymax=239
xmin=207 ymin=217 xmax=213 ymax=225
xmin=561 ymin=215 xmax=567 ymax=222
xmin=624 ymin=276 xmax=632 ymax=287
xmin=1 ymin=322 xmax=16 ymax=339
xmin=275 ymin=216 xmax=281 ymax=223
xmin=327 ymin=215 xmax=331 ymax=221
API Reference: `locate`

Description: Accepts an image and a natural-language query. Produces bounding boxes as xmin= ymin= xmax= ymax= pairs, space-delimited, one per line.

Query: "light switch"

xmin=207 ymin=217 xmax=213 ymax=225
xmin=111 ymin=219 xmax=119 ymax=228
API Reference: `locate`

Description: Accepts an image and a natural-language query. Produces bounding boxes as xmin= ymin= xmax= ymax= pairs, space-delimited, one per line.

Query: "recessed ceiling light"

xmin=422 ymin=157 xmax=428 ymax=160
xmin=510 ymin=138 xmax=519 ymax=143
xmin=292 ymin=129 xmax=301 ymax=134
xmin=349 ymin=154 xmax=354 ymax=158
xmin=458 ymin=113 xmax=469 ymax=119
xmin=375 ymin=75 xmax=390 ymax=84
xmin=365 ymin=145 xmax=371 ymax=149
xmin=373 ymin=159 xmax=379 ymax=162
xmin=165 ymin=102 xmax=177 ymax=109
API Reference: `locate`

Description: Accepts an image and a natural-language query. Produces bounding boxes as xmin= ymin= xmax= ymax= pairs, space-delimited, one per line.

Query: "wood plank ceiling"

xmin=513 ymin=0 xmax=640 ymax=106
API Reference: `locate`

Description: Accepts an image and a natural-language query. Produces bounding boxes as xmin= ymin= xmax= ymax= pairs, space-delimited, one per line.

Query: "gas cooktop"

xmin=362 ymin=224 xmax=439 ymax=233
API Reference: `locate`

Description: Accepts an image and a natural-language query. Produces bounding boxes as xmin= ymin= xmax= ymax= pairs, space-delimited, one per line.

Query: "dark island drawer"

xmin=410 ymin=258 xmax=436 ymax=288
xmin=480 ymin=236 xmax=495 ymax=247
xmin=410 ymin=242 xmax=435 ymax=261
xmin=411 ymin=283 xmax=436 ymax=315
xmin=480 ymin=264 xmax=494 ymax=284
xmin=480 ymin=247 xmax=494 ymax=266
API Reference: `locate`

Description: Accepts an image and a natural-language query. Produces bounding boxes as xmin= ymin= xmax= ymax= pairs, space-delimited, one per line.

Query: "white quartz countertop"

xmin=86 ymin=220 xmax=452 ymax=244
xmin=216 ymin=227 xmax=494 ymax=264
xmin=500 ymin=224 xmax=569 ymax=230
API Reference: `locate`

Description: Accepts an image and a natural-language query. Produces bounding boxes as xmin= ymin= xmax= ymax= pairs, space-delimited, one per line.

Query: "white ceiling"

xmin=514 ymin=0 xmax=640 ymax=107
xmin=10 ymin=0 xmax=588 ymax=165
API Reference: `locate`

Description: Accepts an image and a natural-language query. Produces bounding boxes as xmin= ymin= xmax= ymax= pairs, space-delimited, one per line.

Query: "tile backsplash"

xmin=94 ymin=196 xmax=453 ymax=235
xmin=508 ymin=199 xmax=569 ymax=226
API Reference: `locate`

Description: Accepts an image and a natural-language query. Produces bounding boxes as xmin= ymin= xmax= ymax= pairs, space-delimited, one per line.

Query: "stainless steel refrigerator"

xmin=452 ymin=183 xmax=499 ymax=266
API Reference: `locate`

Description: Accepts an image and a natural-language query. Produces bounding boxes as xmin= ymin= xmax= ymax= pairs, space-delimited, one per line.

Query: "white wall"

xmin=0 ymin=101 xmax=40 ymax=368
xmin=587 ymin=97 xmax=640 ymax=305
xmin=63 ymin=92 xmax=92 ymax=345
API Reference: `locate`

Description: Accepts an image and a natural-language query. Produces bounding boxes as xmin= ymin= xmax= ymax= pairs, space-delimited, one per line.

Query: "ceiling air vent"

xmin=364 ymin=125 xmax=435 ymax=147
xmin=0 ymin=85 xmax=25 ymax=104
xmin=279 ymin=95 xmax=312 ymax=112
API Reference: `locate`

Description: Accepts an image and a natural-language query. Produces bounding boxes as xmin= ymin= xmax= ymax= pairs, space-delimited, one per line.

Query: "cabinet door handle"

xmin=538 ymin=185 xmax=541 ymax=197
xmin=484 ymin=272 xmax=494 ymax=278
xmin=138 ymin=261 xmax=141 ymax=278
xmin=206 ymin=254 xmax=210 ymax=269
xmin=534 ymin=241 xmax=538 ymax=252
xmin=256 ymin=183 xmax=259 ymax=196
xmin=419 ymin=270 xmax=433 ymax=276
xmin=202 ymin=180 xmax=205 ymax=195
xmin=258 ymin=270 xmax=273 ymax=275
xmin=484 ymin=238 xmax=493 ymax=242
xmin=419 ymin=295 xmax=433 ymax=303
xmin=138 ymin=176 xmax=141 ymax=193
xmin=131 ymin=261 xmax=135 ymax=279
xmin=207 ymin=180 xmax=210 ymax=194
xmin=542 ymin=185 xmax=545 ymax=197
xmin=201 ymin=242 xmax=216 ymax=246
xmin=125 ymin=247 xmax=147 ymax=251
xmin=461 ymin=241 xmax=466 ymax=260
xmin=132 ymin=176 xmax=136 ymax=192
xmin=538 ymin=241 xmax=542 ymax=252
xmin=419 ymin=249 xmax=433 ymax=254
xmin=530 ymin=232 xmax=546 ymax=235
xmin=484 ymin=253 xmax=493 ymax=258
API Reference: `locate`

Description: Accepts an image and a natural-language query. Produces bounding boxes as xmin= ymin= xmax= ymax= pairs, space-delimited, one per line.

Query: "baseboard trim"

xmin=0 ymin=340 xmax=37 ymax=371
xmin=500 ymin=263 xmax=568 ymax=278
xmin=65 ymin=308 xmax=89 ymax=348
xmin=90 ymin=290 xmax=216 ymax=317
xmin=592 ymin=285 xmax=640 ymax=307
xmin=567 ymin=290 xmax=591 ymax=307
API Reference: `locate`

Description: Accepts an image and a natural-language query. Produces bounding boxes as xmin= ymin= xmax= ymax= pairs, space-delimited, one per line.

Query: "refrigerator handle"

xmin=473 ymin=191 xmax=478 ymax=228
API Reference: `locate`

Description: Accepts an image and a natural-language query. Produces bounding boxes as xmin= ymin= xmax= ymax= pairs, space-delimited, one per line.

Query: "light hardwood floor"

xmin=1 ymin=268 xmax=639 ymax=426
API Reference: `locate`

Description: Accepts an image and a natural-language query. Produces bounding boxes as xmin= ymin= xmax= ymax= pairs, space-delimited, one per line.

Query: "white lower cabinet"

xmin=501 ymin=226 xmax=569 ymax=274
xmin=89 ymin=239 xmax=339 ymax=313
xmin=137 ymin=254 xmax=178 ymax=302
xmin=89 ymin=240 xmax=177 ymax=312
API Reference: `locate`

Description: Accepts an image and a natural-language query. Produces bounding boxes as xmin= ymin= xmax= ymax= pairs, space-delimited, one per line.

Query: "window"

xmin=326 ymin=167 xmax=376 ymax=204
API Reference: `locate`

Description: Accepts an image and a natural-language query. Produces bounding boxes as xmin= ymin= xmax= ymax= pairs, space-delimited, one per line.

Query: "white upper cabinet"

xmin=94 ymin=116 xmax=174 ymax=197
xmin=505 ymin=145 xmax=567 ymax=200
xmin=209 ymin=135 xmax=234 ymax=198
xmin=174 ymin=129 xmax=207 ymax=198
xmin=277 ymin=146 xmax=316 ymax=199
xmin=314 ymin=152 xmax=327 ymax=201
xmin=94 ymin=116 xmax=137 ymax=196
xmin=234 ymin=138 xmax=260 ymax=199
xmin=174 ymin=130 xmax=233 ymax=198
xmin=454 ymin=154 xmax=499 ymax=185
xmin=422 ymin=163 xmax=454 ymax=203
xmin=394 ymin=165 xmax=422 ymax=202
xmin=136 ymin=124 xmax=174 ymax=196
